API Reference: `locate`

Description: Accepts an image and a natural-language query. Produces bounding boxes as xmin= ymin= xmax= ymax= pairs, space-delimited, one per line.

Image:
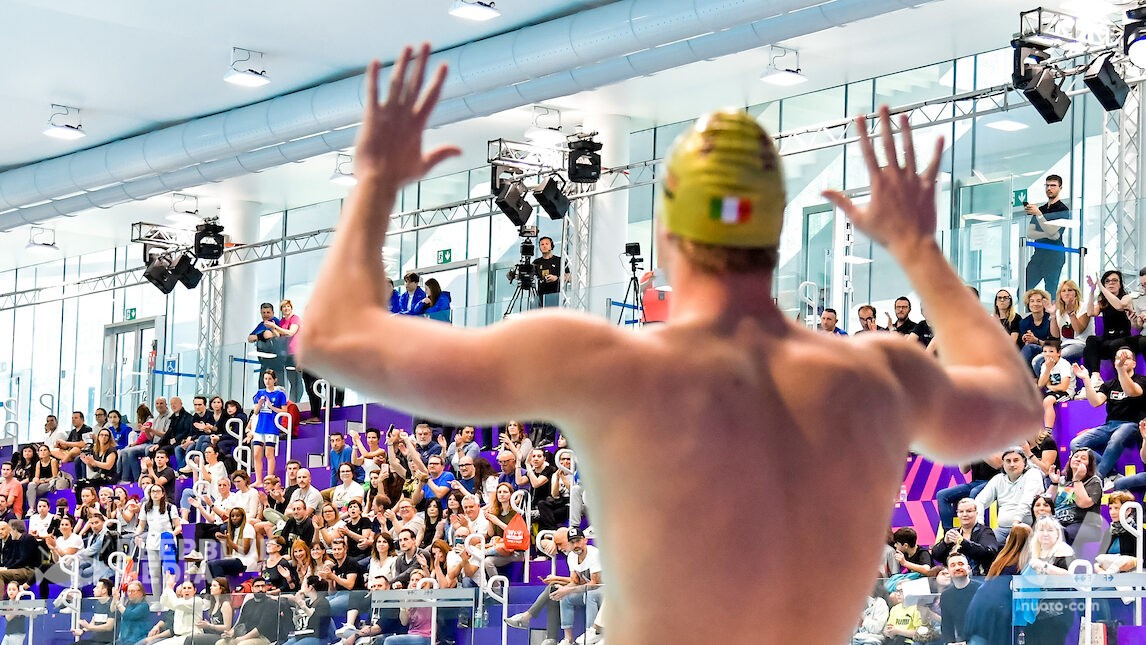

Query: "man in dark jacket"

xmin=0 ymin=520 xmax=41 ymax=585
xmin=930 ymin=498 xmax=1000 ymax=576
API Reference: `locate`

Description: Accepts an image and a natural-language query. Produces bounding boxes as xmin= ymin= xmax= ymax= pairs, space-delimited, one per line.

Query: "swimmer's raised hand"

xmin=355 ymin=44 xmax=461 ymax=188
xmin=822 ymin=105 xmax=944 ymax=258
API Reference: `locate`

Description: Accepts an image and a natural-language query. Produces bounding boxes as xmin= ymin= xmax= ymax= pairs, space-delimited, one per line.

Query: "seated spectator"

xmin=505 ymin=527 xmax=571 ymax=639
xmin=851 ymin=584 xmax=889 ymax=645
xmin=855 ymin=304 xmax=885 ymax=333
xmin=349 ymin=428 xmax=387 ymax=481
xmin=935 ymin=457 xmax=1000 ymax=531
xmin=1031 ymin=493 xmax=1055 ymax=524
xmin=484 ymin=482 xmax=525 ymax=568
xmin=498 ymin=421 xmax=532 ymax=468
xmin=291 ymin=539 xmax=317 ymax=582
xmin=891 ymin=527 xmax=932 ymax=576
xmin=1031 ymin=279 xmax=1091 ymax=373
xmin=315 ymin=503 xmax=345 ymax=550
xmin=54 ymin=411 xmax=92 ymax=472
xmin=419 ymin=500 xmax=446 ymax=549
xmin=179 ymin=444 xmax=228 ymax=523
xmin=1019 ymin=288 xmax=1056 ymax=370
xmin=220 ymin=577 xmax=278 ymax=645
xmin=1113 ymin=419 xmax=1146 ymax=495
xmin=219 ymin=400 xmax=248 ymax=455
xmin=26 ymin=443 xmax=66 ymax=509
xmin=1037 ymin=339 xmax=1075 ymax=432
xmin=555 ymin=527 xmax=602 ymax=645
xmin=78 ymin=428 xmax=117 ymax=492
xmin=326 ymin=432 xmax=355 ymax=489
xmin=389 ymin=528 xmax=430 ymax=590
xmin=1098 ymin=490 xmax=1139 ymax=558
xmin=261 ymin=535 xmax=299 ymax=593
xmin=445 ymin=426 xmax=479 ymax=472
xmin=818 ymin=308 xmax=847 ymax=335
xmin=975 ymin=447 xmax=1044 ymax=542
xmin=10 ymin=445 xmax=34 ymax=495
xmin=887 ymin=296 xmax=917 ymax=335
xmin=929 ymin=498 xmax=999 ymax=576
xmin=412 ymin=455 xmax=454 ymax=510
xmin=1048 ymin=447 xmax=1103 ymax=546
xmin=367 ymin=533 xmax=397 ymax=587
xmin=938 ymin=553 xmax=980 ymax=645
xmin=281 ymin=574 xmax=333 ymax=645
xmin=412 ymin=277 xmax=452 ymax=323
xmin=105 ymin=410 xmax=133 ymax=452
xmin=538 ymin=450 xmax=576 ymax=531
xmin=119 ymin=404 xmax=156 ymax=484
xmin=1024 ymin=517 xmax=1076 ymax=642
xmin=75 ymin=512 xmax=115 ymax=586
xmin=339 ymin=499 xmax=377 ymax=565
xmin=71 ymin=577 xmax=116 ymax=645
xmin=140 ymin=450 xmax=176 ymax=502
xmin=321 ymin=538 xmax=365 ymax=637
xmin=114 ymin=581 xmax=156 ymax=645
xmin=150 ymin=573 xmax=201 ymax=645
xmin=0 ymin=521 xmax=39 ymax=586
xmin=384 ymin=568 xmax=434 ymax=645
xmin=396 ymin=272 xmax=427 ymax=316
xmin=882 ymin=587 xmax=923 ymax=645
xmin=1083 ymin=270 xmax=1136 ymax=383
xmin=994 ymin=289 xmax=1021 ymax=346
xmin=518 ymin=448 xmax=555 ymax=507
xmin=1024 ymin=427 xmax=1059 ymax=479
xmin=207 ymin=507 xmax=259 ymax=581
xmin=330 ymin=464 xmax=365 ymax=514
xmin=279 ymin=500 xmax=316 ymax=547
xmin=1070 ymin=352 xmax=1146 ymax=489
xmin=471 ymin=457 xmax=499 ymax=507
xmin=184 ymin=577 xmax=233 ymax=645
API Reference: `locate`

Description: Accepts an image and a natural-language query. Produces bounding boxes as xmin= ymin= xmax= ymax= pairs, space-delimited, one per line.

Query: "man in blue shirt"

xmin=328 ymin=431 xmax=355 ymax=487
xmin=396 ymin=272 xmax=427 ymax=315
xmin=248 ymin=302 xmax=286 ymax=387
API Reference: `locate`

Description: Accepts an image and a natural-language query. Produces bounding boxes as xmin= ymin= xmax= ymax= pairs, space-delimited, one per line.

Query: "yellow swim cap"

xmin=660 ymin=109 xmax=785 ymax=248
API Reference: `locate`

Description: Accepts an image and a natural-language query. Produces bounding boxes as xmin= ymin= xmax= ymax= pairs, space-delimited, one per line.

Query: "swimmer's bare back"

xmin=300 ymin=44 xmax=1043 ymax=644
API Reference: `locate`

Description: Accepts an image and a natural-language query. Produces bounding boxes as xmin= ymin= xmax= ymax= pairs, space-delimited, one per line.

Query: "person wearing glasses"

xmin=1024 ymin=174 xmax=1071 ymax=293
xmin=855 ymin=304 xmax=886 ymax=333
xmin=994 ymin=289 xmax=1022 ymax=347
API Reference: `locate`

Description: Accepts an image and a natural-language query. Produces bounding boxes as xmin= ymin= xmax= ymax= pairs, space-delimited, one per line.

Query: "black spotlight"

xmin=193 ymin=221 xmax=225 ymax=260
xmin=1023 ymin=67 xmax=1071 ymax=124
xmin=170 ymin=254 xmax=203 ymax=289
xmin=1012 ymin=42 xmax=1049 ymax=91
xmin=144 ymin=256 xmax=179 ymax=295
xmin=568 ymin=138 xmax=603 ymax=183
xmin=495 ymin=180 xmax=533 ymax=226
xmin=1084 ymin=53 xmax=1129 ymax=112
xmin=532 ymin=176 xmax=569 ymax=220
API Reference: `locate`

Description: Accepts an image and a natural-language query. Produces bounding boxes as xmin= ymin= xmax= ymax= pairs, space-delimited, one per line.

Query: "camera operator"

xmin=534 ymin=237 xmax=569 ymax=307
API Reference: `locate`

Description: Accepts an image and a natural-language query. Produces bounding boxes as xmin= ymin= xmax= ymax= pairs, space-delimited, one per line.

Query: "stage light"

xmin=1023 ymin=67 xmax=1071 ymax=124
xmin=194 ymin=221 xmax=226 ymax=261
xmin=42 ymin=105 xmax=86 ymax=140
xmin=1012 ymin=42 xmax=1050 ymax=90
xmin=449 ymin=0 xmax=500 ymax=21
xmin=760 ymin=45 xmax=808 ymax=86
xmin=170 ymin=254 xmax=203 ymax=289
xmin=568 ymin=138 xmax=603 ymax=184
xmin=532 ymin=176 xmax=569 ymax=220
xmin=330 ymin=153 xmax=357 ymax=186
xmin=495 ymin=180 xmax=533 ymax=227
xmin=144 ymin=256 xmax=179 ymax=295
xmin=1085 ymin=53 xmax=1129 ymax=111
xmin=1125 ymin=8 xmax=1146 ymax=68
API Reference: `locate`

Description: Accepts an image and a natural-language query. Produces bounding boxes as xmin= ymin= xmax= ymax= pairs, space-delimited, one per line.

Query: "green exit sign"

xmin=125 ymin=308 xmax=137 ymax=321
xmin=1013 ymin=189 xmax=1028 ymax=208
xmin=436 ymin=249 xmax=452 ymax=264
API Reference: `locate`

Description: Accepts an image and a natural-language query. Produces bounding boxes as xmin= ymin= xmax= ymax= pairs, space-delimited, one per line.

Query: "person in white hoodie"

xmin=975 ymin=447 xmax=1045 ymax=543
xmin=150 ymin=573 xmax=204 ymax=645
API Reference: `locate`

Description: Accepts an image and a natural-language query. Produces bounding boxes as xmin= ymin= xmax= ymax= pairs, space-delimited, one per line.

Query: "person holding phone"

xmin=1024 ymin=174 xmax=1071 ymax=292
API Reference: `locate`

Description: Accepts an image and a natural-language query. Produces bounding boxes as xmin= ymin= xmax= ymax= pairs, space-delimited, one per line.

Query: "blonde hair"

xmin=1023 ymin=288 xmax=1051 ymax=310
xmin=1027 ymin=517 xmax=1072 ymax=561
xmin=280 ymin=299 xmax=293 ymax=310
xmin=1055 ymin=280 xmax=1082 ymax=315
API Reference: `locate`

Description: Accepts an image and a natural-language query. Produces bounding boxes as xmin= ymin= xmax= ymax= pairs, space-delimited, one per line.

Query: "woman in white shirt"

xmin=151 ymin=574 xmax=203 ymax=645
xmin=330 ymin=463 xmax=365 ymax=513
xmin=135 ymin=485 xmax=182 ymax=591
xmin=206 ymin=507 xmax=258 ymax=579
xmin=368 ymin=533 xmax=398 ymax=586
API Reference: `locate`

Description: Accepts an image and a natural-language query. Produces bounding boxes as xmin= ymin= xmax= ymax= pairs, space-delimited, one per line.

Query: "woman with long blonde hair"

xmin=963 ymin=523 xmax=1032 ymax=645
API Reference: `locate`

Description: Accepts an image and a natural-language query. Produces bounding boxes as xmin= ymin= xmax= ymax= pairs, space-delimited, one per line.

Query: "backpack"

xmin=285 ymin=401 xmax=301 ymax=438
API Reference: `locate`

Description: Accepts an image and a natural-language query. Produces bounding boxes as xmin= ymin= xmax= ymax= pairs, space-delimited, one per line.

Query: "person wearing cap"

xmin=550 ymin=526 xmax=602 ymax=645
xmin=299 ymin=44 xmax=1041 ymax=644
xmin=974 ymin=447 xmax=1044 ymax=543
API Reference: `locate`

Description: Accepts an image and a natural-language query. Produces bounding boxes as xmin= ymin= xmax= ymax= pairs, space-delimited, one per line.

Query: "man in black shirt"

xmin=278 ymin=500 xmax=315 ymax=546
xmin=889 ymin=296 xmax=917 ymax=335
xmin=533 ymin=236 xmax=568 ymax=307
xmin=160 ymin=397 xmax=194 ymax=467
xmin=323 ymin=538 xmax=366 ymax=637
xmin=1024 ymin=174 xmax=1071 ymax=292
xmin=1070 ymin=349 xmax=1146 ymax=488
xmin=340 ymin=500 xmax=376 ymax=563
xmin=228 ymin=577 xmax=280 ymax=644
xmin=57 ymin=411 xmax=93 ymax=478
xmin=939 ymin=553 xmax=981 ymax=645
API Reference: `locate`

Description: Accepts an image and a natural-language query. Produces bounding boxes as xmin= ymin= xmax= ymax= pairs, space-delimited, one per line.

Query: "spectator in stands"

xmin=315 ymin=503 xmax=345 ymax=550
xmin=386 ymin=499 xmax=424 ymax=545
xmin=411 ymin=424 xmax=441 ymax=465
xmin=414 ymin=277 xmax=452 ymax=323
xmin=974 ymin=448 xmax=1044 ymax=543
xmin=179 ymin=444 xmax=227 ymax=523
xmin=250 ymin=369 xmax=288 ymax=486
xmin=905 ymin=303 xmax=935 ymax=352
xmin=105 ymin=409 xmax=132 ymax=452
xmin=140 ymin=449 xmax=175 ymax=502
xmin=191 ymin=396 xmax=224 ymax=454
xmin=396 ymin=272 xmax=426 ymax=316
xmin=484 ymin=482 xmax=525 ymax=569
xmin=1018 ymin=288 xmax=1056 ymax=369
xmin=119 ymin=405 xmax=155 ymax=483
xmin=518 ymin=448 xmax=555 ymax=506
xmin=495 ymin=451 xmax=521 ymax=493
xmin=471 ymin=457 xmax=498 ymax=507
xmin=322 ymin=538 xmax=365 ymax=637
xmin=184 ymin=577 xmax=233 ymax=645
xmin=1113 ymin=420 xmax=1146 ymax=496
xmin=881 ymin=587 xmax=923 ymax=645
xmin=445 ymin=426 xmax=479 ymax=472
xmin=259 ymin=474 xmax=288 ymax=524
xmin=279 ymin=499 xmax=316 ymax=547
xmin=930 ymin=498 xmax=998 ymax=576
xmin=414 ymin=455 xmax=454 ymax=510
xmin=819 ymin=308 xmax=847 ymax=335
xmin=268 ymin=299 xmax=304 ymax=403
xmin=74 ymin=486 xmax=98 ymax=534
xmin=852 ymin=584 xmax=889 ymax=645
xmin=44 ymin=513 xmax=81 ymax=572
xmin=0 ymin=465 xmax=24 ymax=522
xmin=1098 ymin=490 xmax=1139 ymax=558
xmin=290 ymin=539 xmax=317 ymax=582
xmin=1032 ymin=280 xmax=1092 ymax=373
xmin=26 ymin=443 xmax=65 ymax=509
xmin=418 ymin=500 xmax=445 ymax=549
xmin=887 ymin=296 xmax=916 ymax=335
xmin=220 ymin=577 xmax=278 ymax=645
xmin=935 ymin=456 xmax=1000 ymax=532
xmin=8 ymin=446 xmax=33 ymax=494
xmin=151 ymin=573 xmax=200 ymax=645
xmin=1024 ymin=517 xmax=1076 ymax=642
xmin=855 ymin=304 xmax=885 ymax=333
xmin=327 ymin=431 xmax=355 ymax=488
xmin=281 ymin=574 xmax=334 ymax=645
xmin=994 ymin=289 xmax=1022 ymax=347
xmin=1048 ymin=447 xmax=1103 ymax=546
xmin=1083 ymin=271 xmax=1136 ymax=384
xmin=550 ymin=527 xmax=602 ymax=645
xmin=1037 ymin=339 xmax=1075 ymax=436
xmin=498 ymin=421 xmax=532 ymax=468
xmin=249 ymin=302 xmax=287 ymax=389
xmin=159 ymin=397 xmax=193 ymax=468
xmin=207 ymin=507 xmax=258 ymax=581
xmin=135 ymin=484 xmax=181 ymax=594
xmin=72 ymin=577 xmax=115 ymax=645
xmin=1025 ymin=426 xmax=1060 ymax=479
xmin=385 ymin=568 xmax=434 ymax=644
xmin=961 ymin=523 xmax=1032 ymax=645
xmin=42 ymin=414 xmax=65 ymax=455
xmin=505 ymin=527 xmax=570 ymax=639
xmin=149 ymin=397 xmax=172 ymax=445
xmin=330 ymin=464 xmax=365 ymax=514
xmin=220 ymin=400 xmax=247 ymax=454
xmin=115 ymin=581 xmax=157 ymax=645
xmin=368 ymin=533 xmax=397 ymax=586
xmin=1069 ymin=350 xmax=1146 ymax=489
xmin=54 ymin=411 xmax=90 ymax=473
xmin=891 ymin=527 xmax=932 ymax=576
xmin=349 ymin=427 xmax=385 ymax=479
xmin=538 ymin=450 xmax=576 ymax=532
xmin=0 ymin=520 xmax=37 ymax=586
xmin=289 ymin=469 xmax=324 ymax=516
xmin=340 ymin=499 xmax=376 ymax=564
xmin=76 ymin=512 xmax=114 ymax=586
xmin=1031 ymin=493 xmax=1055 ymax=524
xmin=390 ymin=528 xmax=430 ymax=589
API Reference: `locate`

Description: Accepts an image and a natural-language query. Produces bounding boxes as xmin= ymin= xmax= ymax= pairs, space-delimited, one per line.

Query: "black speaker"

xmin=1084 ymin=53 xmax=1128 ymax=112
xmin=495 ymin=181 xmax=533 ymax=226
xmin=533 ymin=176 xmax=569 ymax=220
xmin=1023 ymin=68 xmax=1071 ymax=124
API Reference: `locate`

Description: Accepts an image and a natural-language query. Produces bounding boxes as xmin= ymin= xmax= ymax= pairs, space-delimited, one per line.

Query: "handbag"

xmin=503 ymin=513 xmax=530 ymax=552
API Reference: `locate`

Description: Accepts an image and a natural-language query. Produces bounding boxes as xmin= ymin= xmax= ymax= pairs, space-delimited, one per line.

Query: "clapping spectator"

xmin=1069 ymin=351 xmax=1146 ymax=490
xmin=184 ymin=577 xmax=232 ymax=645
xmin=207 ymin=507 xmax=258 ymax=581
xmin=1048 ymin=447 xmax=1102 ymax=545
xmin=1083 ymin=271 xmax=1136 ymax=384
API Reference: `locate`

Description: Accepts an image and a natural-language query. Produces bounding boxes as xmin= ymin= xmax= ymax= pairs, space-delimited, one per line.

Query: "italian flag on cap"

xmin=710 ymin=196 xmax=751 ymax=224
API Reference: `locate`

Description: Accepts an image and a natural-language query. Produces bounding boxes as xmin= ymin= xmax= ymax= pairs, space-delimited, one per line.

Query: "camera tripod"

xmin=616 ymin=255 xmax=644 ymax=326
xmin=504 ymin=274 xmax=538 ymax=317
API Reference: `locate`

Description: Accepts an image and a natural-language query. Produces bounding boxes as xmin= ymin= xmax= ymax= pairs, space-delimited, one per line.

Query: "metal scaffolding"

xmin=195 ymin=267 xmax=224 ymax=396
xmin=1101 ymin=81 xmax=1143 ymax=272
